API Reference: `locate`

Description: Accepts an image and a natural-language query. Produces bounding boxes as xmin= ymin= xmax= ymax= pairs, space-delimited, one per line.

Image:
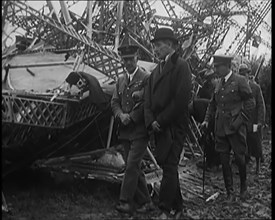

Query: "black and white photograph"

xmin=2 ymin=0 xmax=271 ymax=219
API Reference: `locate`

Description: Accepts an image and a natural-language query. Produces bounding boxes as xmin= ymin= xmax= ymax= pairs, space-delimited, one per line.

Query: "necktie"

xmin=160 ymin=61 xmax=165 ymax=73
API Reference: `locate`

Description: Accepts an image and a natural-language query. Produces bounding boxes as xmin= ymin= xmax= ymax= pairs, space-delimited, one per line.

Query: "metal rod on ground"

xmin=106 ymin=116 xmax=114 ymax=149
xmin=2 ymin=192 xmax=8 ymax=212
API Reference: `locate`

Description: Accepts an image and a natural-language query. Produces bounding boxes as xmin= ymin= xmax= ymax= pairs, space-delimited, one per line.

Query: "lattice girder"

xmin=5 ymin=0 xmax=124 ymax=79
xmin=2 ymin=91 xmax=100 ymax=129
xmin=234 ymin=1 xmax=271 ymax=56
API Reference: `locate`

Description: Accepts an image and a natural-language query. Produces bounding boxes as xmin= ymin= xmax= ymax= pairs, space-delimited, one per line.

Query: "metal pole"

xmin=106 ymin=116 xmax=114 ymax=149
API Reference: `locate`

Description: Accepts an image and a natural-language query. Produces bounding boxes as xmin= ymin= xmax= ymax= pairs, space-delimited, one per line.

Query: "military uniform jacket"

xmin=111 ymin=68 xmax=149 ymax=140
xmin=205 ymin=73 xmax=255 ymax=137
xmin=247 ymin=80 xmax=266 ymax=132
xmin=144 ymin=54 xmax=192 ymax=164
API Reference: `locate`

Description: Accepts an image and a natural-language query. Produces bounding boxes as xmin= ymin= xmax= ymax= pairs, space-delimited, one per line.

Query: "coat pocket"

xmin=230 ymin=112 xmax=243 ymax=131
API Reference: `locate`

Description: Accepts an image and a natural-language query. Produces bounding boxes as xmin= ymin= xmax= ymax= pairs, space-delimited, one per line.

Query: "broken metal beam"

xmin=5 ymin=61 xmax=75 ymax=69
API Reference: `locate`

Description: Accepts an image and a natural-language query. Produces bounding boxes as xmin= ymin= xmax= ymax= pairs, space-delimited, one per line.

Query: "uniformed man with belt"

xmin=239 ymin=63 xmax=266 ymax=174
xmin=111 ymin=34 xmax=153 ymax=214
xmin=201 ymin=55 xmax=255 ymax=202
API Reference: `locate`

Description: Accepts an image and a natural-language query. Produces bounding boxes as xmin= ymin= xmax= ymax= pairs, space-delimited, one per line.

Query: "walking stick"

xmin=201 ymin=129 xmax=206 ymax=197
xmin=202 ymin=135 xmax=206 ymax=196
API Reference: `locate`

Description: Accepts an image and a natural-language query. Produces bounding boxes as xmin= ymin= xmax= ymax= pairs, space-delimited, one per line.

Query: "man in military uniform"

xmin=144 ymin=28 xmax=192 ymax=219
xmin=201 ymin=55 xmax=255 ymax=201
xmin=239 ymin=63 xmax=266 ymax=174
xmin=111 ymin=34 xmax=153 ymax=214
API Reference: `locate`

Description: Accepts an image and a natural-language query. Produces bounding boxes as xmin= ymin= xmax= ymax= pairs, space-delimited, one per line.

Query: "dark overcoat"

xmin=246 ymin=80 xmax=266 ymax=157
xmin=111 ymin=68 xmax=149 ymax=141
xmin=144 ymin=54 xmax=192 ymax=164
xmin=247 ymin=80 xmax=266 ymax=131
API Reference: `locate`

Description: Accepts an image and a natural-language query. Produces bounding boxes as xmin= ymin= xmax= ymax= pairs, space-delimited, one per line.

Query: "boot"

xmin=226 ymin=189 xmax=235 ymax=203
xmin=239 ymin=164 xmax=248 ymax=201
xmin=240 ymin=182 xmax=247 ymax=201
xmin=222 ymin=164 xmax=234 ymax=202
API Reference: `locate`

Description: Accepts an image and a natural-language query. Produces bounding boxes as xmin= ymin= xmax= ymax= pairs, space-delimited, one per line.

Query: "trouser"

xmin=119 ymin=138 xmax=151 ymax=206
xmin=246 ymin=130 xmax=263 ymax=159
xmin=158 ymin=143 xmax=183 ymax=212
xmin=216 ymin=132 xmax=247 ymax=195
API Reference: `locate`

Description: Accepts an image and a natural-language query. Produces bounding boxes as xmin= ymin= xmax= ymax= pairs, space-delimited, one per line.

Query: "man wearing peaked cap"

xmin=118 ymin=33 xmax=139 ymax=58
xmin=111 ymin=33 xmax=153 ymax=214
xmin=238 ymin=63 xmax=266 ymax=174
xmin=239 ymin=63 xmax=250 ymax=75
xmin=145 ymin=27 xmax=192 ymax=219
xmin=213 ymin=55 xmax=234 ymax=67
xmin=202 ymin=54 xmax=256 ymax=202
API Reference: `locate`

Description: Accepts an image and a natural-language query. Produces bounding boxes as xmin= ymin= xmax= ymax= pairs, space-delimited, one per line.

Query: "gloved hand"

xmin=151 ymin=120 xmax=161 ymax=132
xmin=119 ymin=113 xmax=131 ymax=126
xmin=200 ymin=121 xmax=209 ymax=131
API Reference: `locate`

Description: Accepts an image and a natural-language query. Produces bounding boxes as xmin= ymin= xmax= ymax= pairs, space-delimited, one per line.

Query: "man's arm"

xmin=144 ymin=76 xmax=155 ymax=130
xmin=239 ymin=77 xmax=256 ymax=121
xmin=111 ymin=79 xmax=123 ymax=119
xmin=204 ymin=93 xmax=217 ymax=123
xmin=256 ymin=85 xmax=266 ymax=125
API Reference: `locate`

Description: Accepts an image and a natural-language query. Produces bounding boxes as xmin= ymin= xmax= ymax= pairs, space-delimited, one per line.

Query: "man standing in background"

xmin=239 ymin=63 xmax=266 ymax=174
xmin=201 ymin=55 xmax=255 ymax=202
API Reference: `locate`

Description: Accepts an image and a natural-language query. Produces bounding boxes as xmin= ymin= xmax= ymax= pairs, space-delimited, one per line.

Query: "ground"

xmin=2 ymin=128 xmax=272 ymax=220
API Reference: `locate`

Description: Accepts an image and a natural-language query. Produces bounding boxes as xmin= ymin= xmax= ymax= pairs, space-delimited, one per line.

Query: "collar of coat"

xmin=152 ymin=52 xmax=177 ymax=87
xmin=215 ymin=72 xmax=236 ymax=93
xmin=127 ymin=67 xmax=139 ymax=82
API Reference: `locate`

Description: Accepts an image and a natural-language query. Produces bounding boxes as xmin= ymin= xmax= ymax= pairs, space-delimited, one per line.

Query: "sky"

xmin=3 ymin=0 xmax=271 ymax=61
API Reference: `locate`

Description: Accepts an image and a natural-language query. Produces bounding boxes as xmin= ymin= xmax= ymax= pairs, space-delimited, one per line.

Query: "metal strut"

xmin=5 ymin=0 xmax=124 ymax=80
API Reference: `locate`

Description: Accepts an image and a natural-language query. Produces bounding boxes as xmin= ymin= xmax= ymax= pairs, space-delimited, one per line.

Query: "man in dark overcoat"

xmin=144 ymin=28 xmax=192 ymax=219
xmin=111 ymin=35 xmax=153 ymax=214
xmin=239 ymin=64 xmax=266 ymax=174
xmin=201 ymin=55 xmax=255 ymax=201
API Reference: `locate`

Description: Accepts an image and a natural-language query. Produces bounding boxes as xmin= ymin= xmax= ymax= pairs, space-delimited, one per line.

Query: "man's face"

xmin=153 ymin=40 xmax=172 ymax=60
xmin=122 ymin=55 xmax=138 ymax=74
xmin=214 ymin=64 xmax=230 ymax=78
xmin=239 ymin=70 xmax=250 ymax=81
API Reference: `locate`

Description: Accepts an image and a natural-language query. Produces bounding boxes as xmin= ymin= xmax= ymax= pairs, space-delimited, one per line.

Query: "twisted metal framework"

xmin=2 ymin=0 xmax=271 ymax=163
xmin=3 ymin=0 xmax=271 ymax=67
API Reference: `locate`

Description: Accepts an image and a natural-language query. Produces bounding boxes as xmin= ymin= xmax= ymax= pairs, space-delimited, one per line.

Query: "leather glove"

xmin=151 ymin=121 xmax=161 ymax=132
xmin=119 ymin=113 xmax=131 ymax=126
xmin=200 ymin=121 xmax=209 ymax=131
